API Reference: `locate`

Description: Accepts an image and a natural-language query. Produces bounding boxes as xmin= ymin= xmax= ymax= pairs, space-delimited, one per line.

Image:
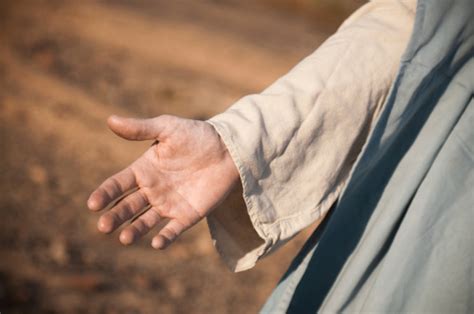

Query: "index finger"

xmin=87 ymin=167 xmax=138 ymax=211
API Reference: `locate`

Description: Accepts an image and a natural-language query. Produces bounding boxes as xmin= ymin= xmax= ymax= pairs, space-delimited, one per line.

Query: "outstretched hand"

xmin=87 ymin=115 xmax=239 ymax=249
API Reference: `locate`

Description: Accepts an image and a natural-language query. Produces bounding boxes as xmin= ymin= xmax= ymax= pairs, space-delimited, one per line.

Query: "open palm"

xmin=87 ymin=115 xmax=239 ymax=249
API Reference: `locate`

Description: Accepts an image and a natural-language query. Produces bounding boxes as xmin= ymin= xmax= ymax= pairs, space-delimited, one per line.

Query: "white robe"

xmin=207 ymin=0 xmax=416 ymax=272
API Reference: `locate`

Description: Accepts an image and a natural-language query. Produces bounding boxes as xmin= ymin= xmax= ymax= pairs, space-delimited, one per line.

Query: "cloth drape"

xmin=207 ymin=0 xmax=416 ymax=272
xmin=262 ymin=0 xmax=474 ymax=312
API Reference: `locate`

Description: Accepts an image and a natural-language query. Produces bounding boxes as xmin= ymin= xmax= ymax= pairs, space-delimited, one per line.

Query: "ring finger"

xmin=119 ymin=208 xmax=161 ymax=245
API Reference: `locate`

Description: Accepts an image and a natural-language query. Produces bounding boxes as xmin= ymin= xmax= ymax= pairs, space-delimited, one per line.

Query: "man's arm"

xmin=87 ymin=0 xmax=416 ymax=270
xmin=207 ymin=0 xmax=416 ymax=271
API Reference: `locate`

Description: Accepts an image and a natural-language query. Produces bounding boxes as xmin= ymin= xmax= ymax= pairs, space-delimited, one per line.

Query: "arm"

xmin=87 ymin=0 xmax=416 ymax=270
xmin=207 ymin=0 xmax=416 ymax=271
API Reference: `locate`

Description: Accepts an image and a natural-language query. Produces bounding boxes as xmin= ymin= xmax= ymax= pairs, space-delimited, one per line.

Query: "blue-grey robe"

xmin=262 ymin=0 xmax=474 ymax=312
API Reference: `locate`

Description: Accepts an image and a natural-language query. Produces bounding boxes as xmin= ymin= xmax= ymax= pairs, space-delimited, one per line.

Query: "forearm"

xmin=208 ymin=0 xmax=416 ymax=272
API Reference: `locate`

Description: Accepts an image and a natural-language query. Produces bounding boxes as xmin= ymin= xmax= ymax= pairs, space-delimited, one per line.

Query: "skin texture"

xmin=87 ymin=115 xmax=240 ymax=249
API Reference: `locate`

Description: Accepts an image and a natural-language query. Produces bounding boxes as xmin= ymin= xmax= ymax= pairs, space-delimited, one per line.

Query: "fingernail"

xmin=151 ymin=238 xmax=160 ymax=249
xmin=119 ymin=231 xmax=133 ymax=245
xmin=87 ymin=196 xmax=101 ymax=211
xmin=97 ymin=218 xmax=112 ymax=233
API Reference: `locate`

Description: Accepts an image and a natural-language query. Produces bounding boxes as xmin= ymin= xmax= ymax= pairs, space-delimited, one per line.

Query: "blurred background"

xmin=0 ymin=0 xmax=363 ymax=313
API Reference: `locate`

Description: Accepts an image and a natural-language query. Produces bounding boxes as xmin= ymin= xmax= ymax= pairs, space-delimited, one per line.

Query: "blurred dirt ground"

xmin=0 ymin=0 xmax=359 ymax=313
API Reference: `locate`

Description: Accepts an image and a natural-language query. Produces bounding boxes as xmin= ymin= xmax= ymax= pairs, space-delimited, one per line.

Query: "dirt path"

xmin=0 ymin=1 xmax=350 ymax=312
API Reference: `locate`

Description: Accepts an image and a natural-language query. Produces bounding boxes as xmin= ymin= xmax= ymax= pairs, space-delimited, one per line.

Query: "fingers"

xmin=87 ymin=167 xmax=138 ymax=211
xmin=97 ymin=190 xmax=149 ymax=233
xmin=107 ymin=115 xmax=168 ymax=141
xmin=111 ymin=208 xmax=190 ymax=249
xmin=151 ymin=219 xmax=186 ymax=250
xmin=119 ymin=209 xmax=161 ymax=245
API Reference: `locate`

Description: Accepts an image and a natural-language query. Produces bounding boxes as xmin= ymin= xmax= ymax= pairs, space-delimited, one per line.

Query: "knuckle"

xmin=108 ymin=211 xmax=120 ymax=224
xmin=161 ymin=228 xmax=177 ymax=242
xmin=131 ymin=221 xmax=145 ymax=235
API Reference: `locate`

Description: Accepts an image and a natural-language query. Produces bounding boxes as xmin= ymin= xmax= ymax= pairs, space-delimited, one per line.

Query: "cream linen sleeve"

xmin=206 ymin=0 xmax=416 ymax=272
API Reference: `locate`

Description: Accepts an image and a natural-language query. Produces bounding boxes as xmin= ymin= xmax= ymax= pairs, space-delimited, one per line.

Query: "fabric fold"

xmin=207 ymin=0 xmax=416 ymax=272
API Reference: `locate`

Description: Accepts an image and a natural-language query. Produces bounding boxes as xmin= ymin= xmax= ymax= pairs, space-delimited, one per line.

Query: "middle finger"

xmin=97 ymin=189 xmax=148 ymax=233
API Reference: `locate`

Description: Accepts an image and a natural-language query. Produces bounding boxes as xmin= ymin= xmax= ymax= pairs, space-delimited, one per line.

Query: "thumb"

xmin=107 ymin=115 xmax=166 ymax=141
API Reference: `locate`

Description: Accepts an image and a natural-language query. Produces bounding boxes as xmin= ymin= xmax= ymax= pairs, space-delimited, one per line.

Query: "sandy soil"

xmin=0 ymin=1 xmax=356 ymax=312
